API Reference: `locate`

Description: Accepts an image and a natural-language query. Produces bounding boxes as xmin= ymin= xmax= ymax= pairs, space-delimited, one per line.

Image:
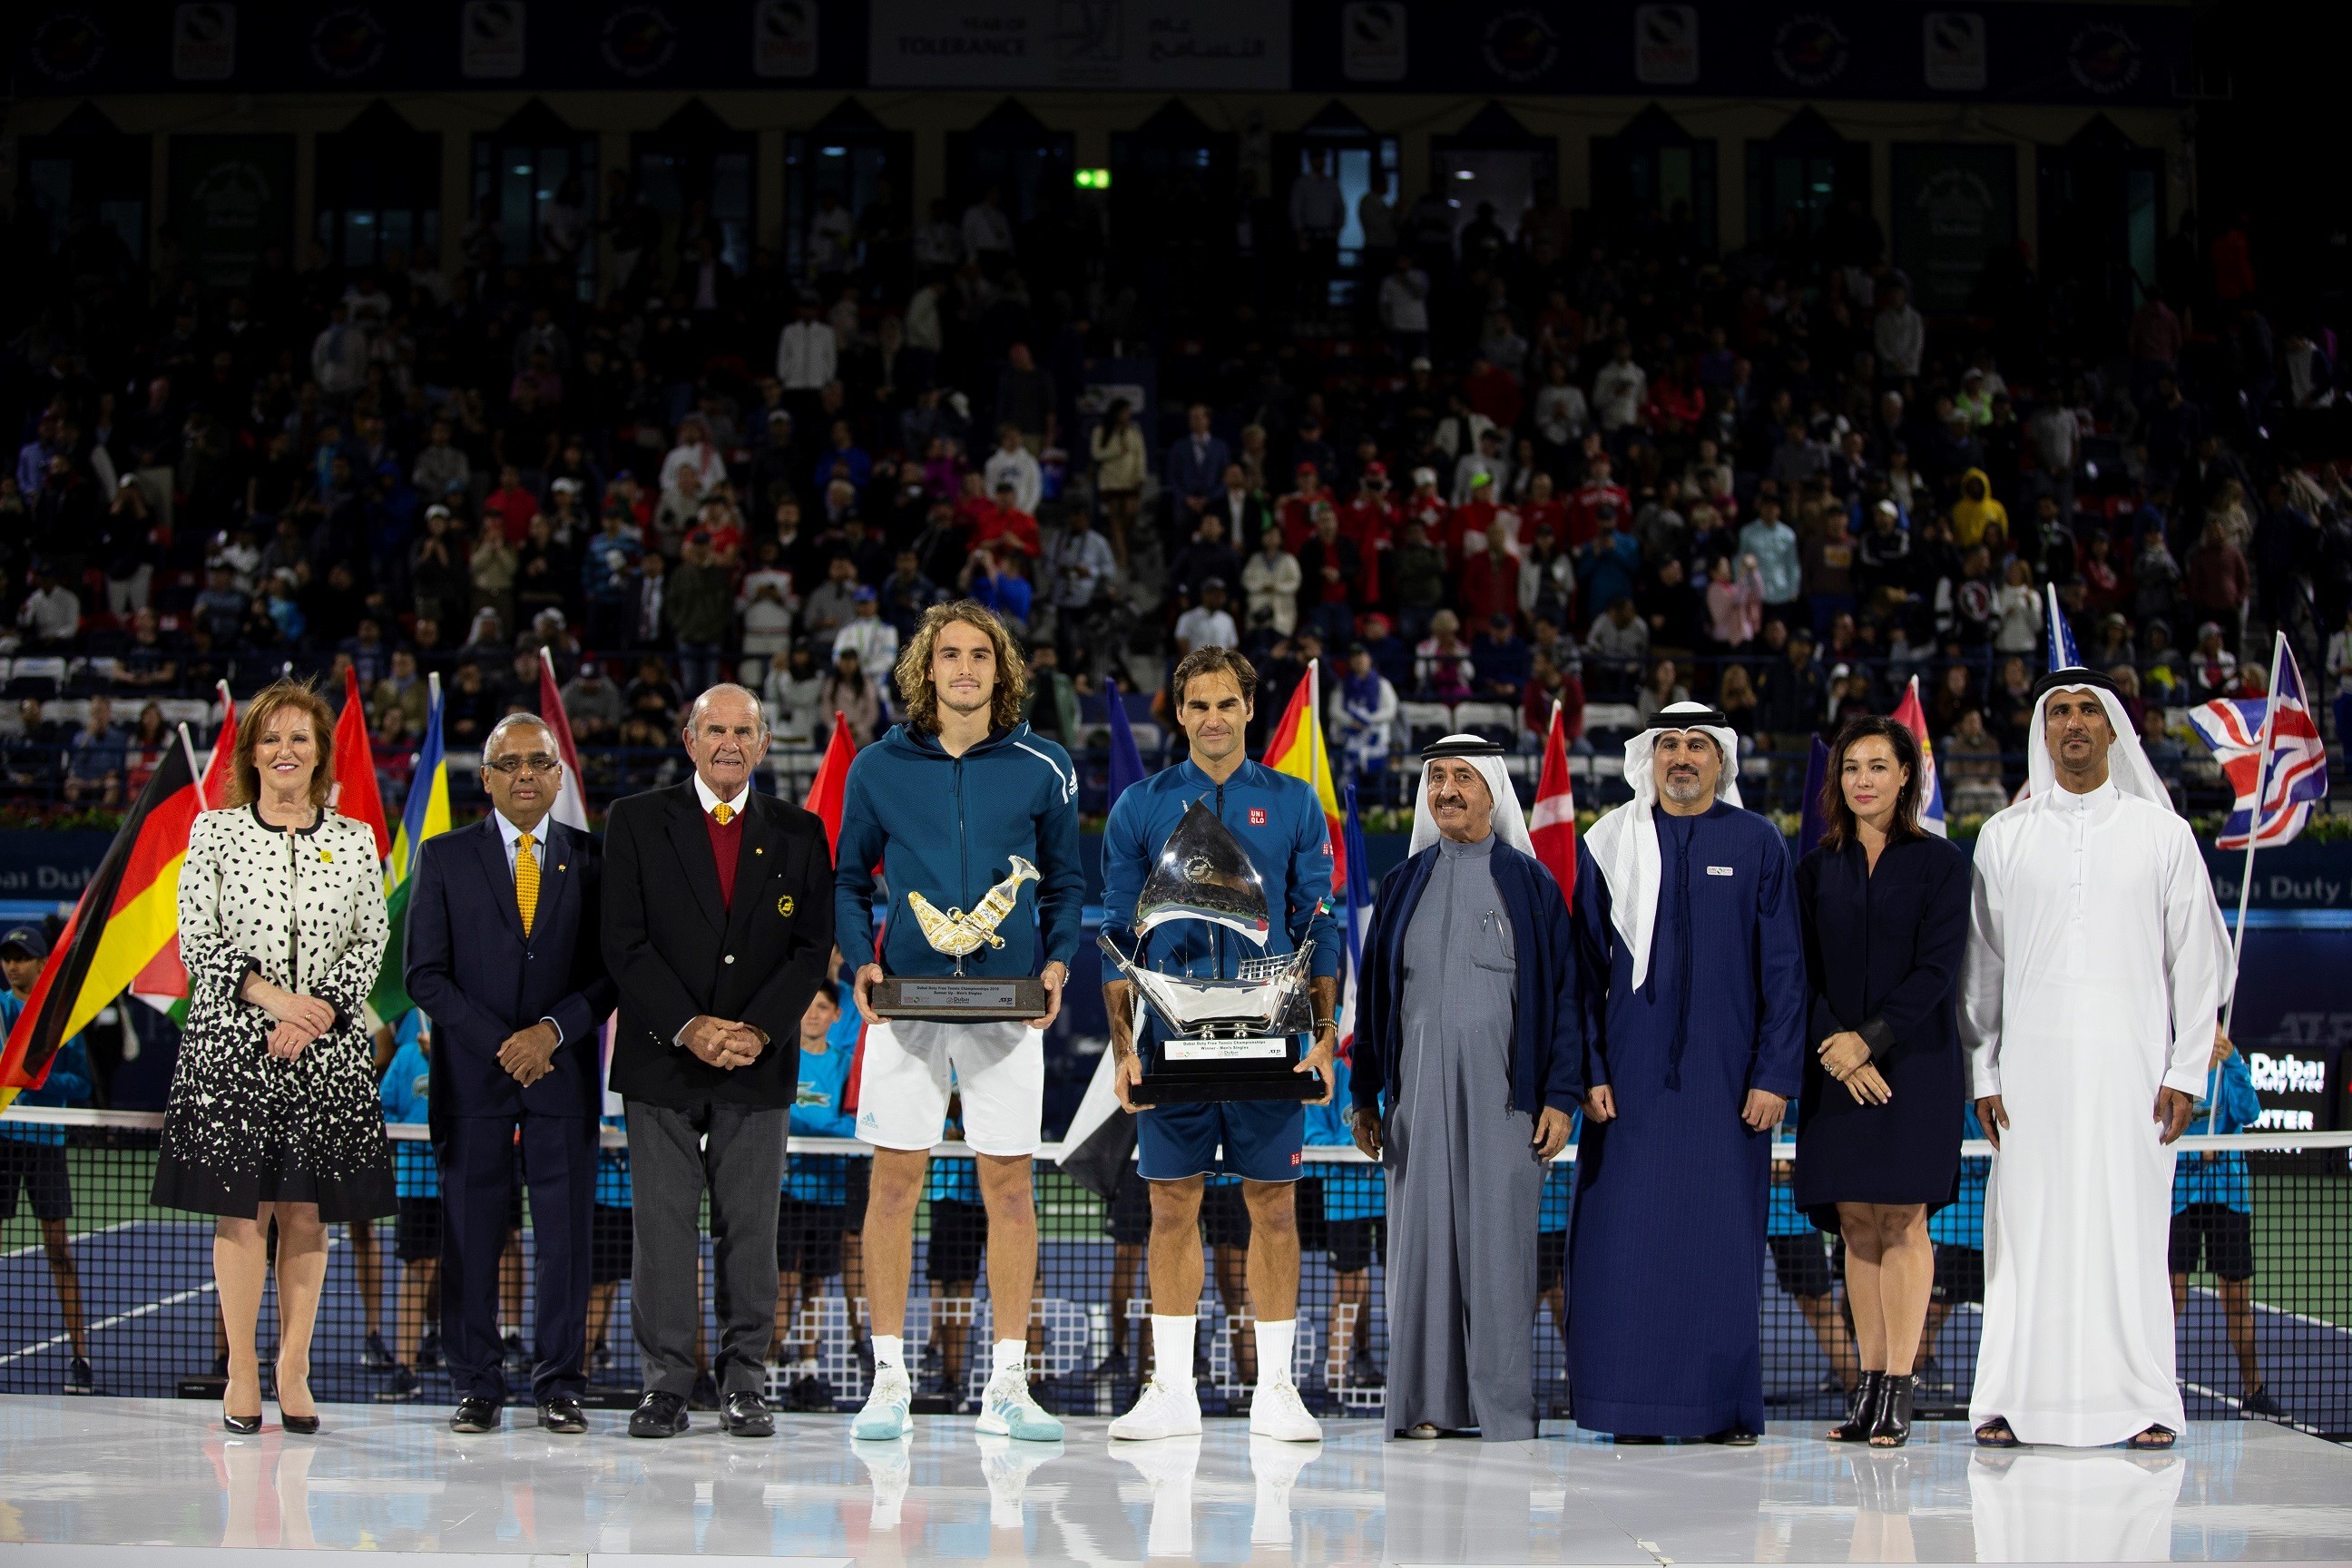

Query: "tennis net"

xmin=2 ymin=1109 xmax=2346 ymax=1434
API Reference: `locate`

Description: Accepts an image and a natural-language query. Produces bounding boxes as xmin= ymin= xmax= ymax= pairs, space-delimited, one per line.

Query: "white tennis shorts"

xmin=853 ymin=1019 xmax=1045 ymax=1157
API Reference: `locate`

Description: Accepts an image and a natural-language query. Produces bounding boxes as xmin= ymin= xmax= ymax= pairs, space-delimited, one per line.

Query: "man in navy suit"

xmin=406 ymin=713 xmax=617 ymax=1435
xmin=1162 ymin=402 xmax=1231 ymax=548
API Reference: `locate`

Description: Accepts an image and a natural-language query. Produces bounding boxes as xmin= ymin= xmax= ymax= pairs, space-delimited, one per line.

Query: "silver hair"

xmin=483 ymin=712 xmax=557 ymax=759
xmin=683 ymin=682 xmax=769 ymax=736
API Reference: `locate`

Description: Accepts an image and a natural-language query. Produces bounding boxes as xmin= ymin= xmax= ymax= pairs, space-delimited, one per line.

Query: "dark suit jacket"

xmin=600 ymin=781 xmax=834 ymax=1109
xmin=406 ymin=816 xmax=617 ymax=1123
xmin=1205 ymin=490 xmax=1269 ymax=546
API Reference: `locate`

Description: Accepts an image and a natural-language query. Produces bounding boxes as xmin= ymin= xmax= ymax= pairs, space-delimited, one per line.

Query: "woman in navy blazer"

xmin=1792 ymin=716 xmax=1970 ymax=1451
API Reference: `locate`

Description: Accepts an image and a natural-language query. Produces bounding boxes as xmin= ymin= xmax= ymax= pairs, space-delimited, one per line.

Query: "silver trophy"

xmin=1097 ymin=802 xmax=1317 ymax=1102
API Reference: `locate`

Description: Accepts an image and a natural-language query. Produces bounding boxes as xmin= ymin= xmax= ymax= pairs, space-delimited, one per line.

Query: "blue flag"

xmin=1798 ymin=734 xmax=1832 ymax=858
xmin=2045 ymin=580 xmax=2083 ymax=672
xmin=1104 ymin=675 xmax=1147 ymax=806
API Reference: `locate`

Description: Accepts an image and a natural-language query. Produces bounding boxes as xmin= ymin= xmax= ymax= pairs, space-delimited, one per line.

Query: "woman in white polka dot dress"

xmin=154 ymin=679 xmax=394 ymax=1433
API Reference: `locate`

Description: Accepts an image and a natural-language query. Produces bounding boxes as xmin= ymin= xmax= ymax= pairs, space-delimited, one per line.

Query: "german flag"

xmin=0 ymin=732 xmax=203 ymax=1110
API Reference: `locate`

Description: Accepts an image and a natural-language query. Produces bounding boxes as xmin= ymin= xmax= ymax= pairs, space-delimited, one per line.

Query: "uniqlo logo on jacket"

xmin=1250 ymin=808 xmax=1269 ymax=825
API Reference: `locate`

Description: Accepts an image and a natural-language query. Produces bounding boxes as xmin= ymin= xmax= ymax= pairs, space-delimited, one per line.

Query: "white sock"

xmin=792 ymin=1356 xmax=818 ymax=1375
xmin=1151 ymin=1315 xmax=1197 ymax=1391
xmin=1255 ymin=1318 xmax=1297 ymax=1388
xmin=872 ymin=1334 xmax=906 ymax=1371
xmin=991 ymin=1338 xmax=1025 ymax=1379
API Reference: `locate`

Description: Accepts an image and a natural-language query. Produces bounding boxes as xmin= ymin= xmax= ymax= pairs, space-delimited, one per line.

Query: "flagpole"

xmin=176 ymin=723 xmax=209 ymax=811
xmin=2222 ymin=632 xmax=2288 ymax=1041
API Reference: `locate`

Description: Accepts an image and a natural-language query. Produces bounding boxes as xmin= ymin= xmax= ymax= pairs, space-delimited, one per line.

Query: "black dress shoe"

xmin=538 ymin=1396 xmax=588 ymax=1434
xmin=221 ymin=1409 xmax=261 ymax=1435
xmin=723 ymin=1389 xmax=776 ymax=1437
xmin=450 ymin=1396 xmax=504 ymax=1434
xmin=1829 ymin=1370 xmax=1884 ymax=1442
xmin=630 ymin=1389 xmax=691 ymax=1438
xmin=1707 ymin=1426 xmax=1759 ymax=1446
xmin=281 ymin=1412 xmax=321 ymax=1436
xmin=1867 ymin=1374 xmax=1916 ymax=1448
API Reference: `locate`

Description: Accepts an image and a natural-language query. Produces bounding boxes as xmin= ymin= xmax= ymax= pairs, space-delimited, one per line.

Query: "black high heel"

xmin=1828 ymin=1370 xmax=1883 ymax=1441
xmin=276 ymin=1360 xmax=320 ymax=1435
xmin=1867 ymin=1373 xmax=1915 ymax=1447
xmin=221 ymin=1408 xmax=261 ymax=1435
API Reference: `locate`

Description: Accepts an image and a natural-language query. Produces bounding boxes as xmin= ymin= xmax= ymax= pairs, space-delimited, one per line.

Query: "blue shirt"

xmin=378 ymin=1021 xmax=436 ymax=1200
xmin=1928 ymin=1105 xmax=1990 ymax=1248
xmin=834 ymin=720 xmax=1084 ymax=984
xmin=2174 ymin=1052 xmax=2262 ymax=1215
xmin=1101 ymin=758 xmax=1341 ymax=1070
xmin=1738 ymin=517 xmax=1802 ymax=604
xmin=1304 ymin=1056 xmax=1385 ymax=1220
xmin=0 ymin=989 xmax=91 ymax=1146
xmin=783 ymin=1014 xmax=858 ymax=1207
xmin=596 ymin=1112 xmax=632 ymax=1209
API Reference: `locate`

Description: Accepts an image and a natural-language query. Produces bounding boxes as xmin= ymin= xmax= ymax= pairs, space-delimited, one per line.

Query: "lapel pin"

xmin=558 ymin=863 xmax=566 ymax=871
xmin=778 ymin=894 xmax=795 ymax=916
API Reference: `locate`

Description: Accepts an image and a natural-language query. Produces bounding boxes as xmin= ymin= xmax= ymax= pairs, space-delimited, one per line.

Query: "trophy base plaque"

xmin=871 ymin=975 xmax=1047 ymax=1024
xmin=1131 ymin=1035 xmax=1322 ymax=1105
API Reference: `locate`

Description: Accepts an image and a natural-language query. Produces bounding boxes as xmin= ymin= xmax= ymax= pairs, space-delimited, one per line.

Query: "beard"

xmin=1660 ymin=770 xmax=1711 ymax=805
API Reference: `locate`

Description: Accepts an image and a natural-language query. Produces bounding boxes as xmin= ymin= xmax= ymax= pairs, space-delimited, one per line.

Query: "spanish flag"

xmin=369 ymin=673 xmax=450 ymax=1021
xmin=0 ymin=730 xmax=204 ymax=1110
xmin=1262 ymin=662 xmax=1347 ymax=897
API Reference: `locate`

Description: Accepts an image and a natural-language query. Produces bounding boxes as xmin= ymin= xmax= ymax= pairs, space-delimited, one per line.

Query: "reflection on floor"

xmin=1 ymin=1397 xmax=2348 ymax=1563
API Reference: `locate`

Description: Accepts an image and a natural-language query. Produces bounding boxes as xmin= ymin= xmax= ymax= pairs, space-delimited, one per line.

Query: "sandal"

xmin=1974 ymin=1417 xmax=2019 ymax=1448
xmin=1401 ymin=1423 xmax=1441 ymax=1440
xmin=2127 ymin=1424 xmax=2177 ymax=1450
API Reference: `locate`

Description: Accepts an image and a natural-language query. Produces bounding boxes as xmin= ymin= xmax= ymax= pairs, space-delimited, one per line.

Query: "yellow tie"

xmin=712 ymin=803 xmax=734 ymax=826
xmin=515 ymin=832 xmax=539 ymax=938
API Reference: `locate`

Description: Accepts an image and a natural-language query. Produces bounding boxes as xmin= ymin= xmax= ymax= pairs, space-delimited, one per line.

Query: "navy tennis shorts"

xmin=1136 ymin=1099 xmax=1304 ymax=1184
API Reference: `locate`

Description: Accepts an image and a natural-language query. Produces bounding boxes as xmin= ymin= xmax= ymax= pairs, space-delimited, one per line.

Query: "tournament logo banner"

xmin=309 ymin=5 xmax=388 ymax=80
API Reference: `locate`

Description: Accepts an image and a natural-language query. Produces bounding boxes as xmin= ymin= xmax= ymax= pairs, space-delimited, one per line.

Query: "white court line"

xmin=0 ymin=1279 xmax=218 ymax=1367
xmin=0 ymin=1234 xmax=340 ymax=1367
xmin=0 ymin=1219 xmax=137 ymax=1261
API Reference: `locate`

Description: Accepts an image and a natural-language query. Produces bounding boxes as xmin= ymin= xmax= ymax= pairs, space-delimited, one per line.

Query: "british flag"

xmin=2187 ymin=637 xmax=2331 ymax=850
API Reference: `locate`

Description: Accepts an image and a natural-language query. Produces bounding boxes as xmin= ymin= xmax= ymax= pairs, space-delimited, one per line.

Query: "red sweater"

xmin=701 ymin=801 xmax=746 ymax=910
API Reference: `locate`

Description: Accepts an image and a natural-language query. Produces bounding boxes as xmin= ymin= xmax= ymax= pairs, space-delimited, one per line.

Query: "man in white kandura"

xmin=1962 ymin=667 xmax=2231 ymax=1450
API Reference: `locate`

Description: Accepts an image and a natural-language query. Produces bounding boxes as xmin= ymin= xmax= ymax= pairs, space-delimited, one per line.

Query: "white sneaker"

xmin=850 ymin=1431 xmax=914 ymax=1529
xmin=976 ymin=1368 xmax=1064 ymax=1441
xmin=1112 ymin=1432 xmax=1201 ymax=1558
xmin=1249 ymin=1432 xmax=1322 ymax=1546
xmin=1109 ymin=1374 xmax=1203 ymax=1441
xmin=975 ymin=1430 xmax=1063 ymax=1529
xmin=851 ymin=1364 xmax=913 ymax=1440
xmin=1248 ymin=1377 xmax=1323 ymax=1442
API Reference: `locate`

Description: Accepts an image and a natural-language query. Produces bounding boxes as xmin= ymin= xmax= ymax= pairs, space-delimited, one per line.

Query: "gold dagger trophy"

xmin=870 ymin=857 xmax=1053 ymax=1022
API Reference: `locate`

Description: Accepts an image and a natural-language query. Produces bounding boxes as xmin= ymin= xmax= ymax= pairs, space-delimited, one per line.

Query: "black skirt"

xmin=151 ymin=1142 xmax=395 ymax=1224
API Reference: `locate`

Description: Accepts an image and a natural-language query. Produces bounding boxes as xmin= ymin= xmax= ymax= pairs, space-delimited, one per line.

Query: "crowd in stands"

xmin=6 ymin=177 xmax=2350 ymax=817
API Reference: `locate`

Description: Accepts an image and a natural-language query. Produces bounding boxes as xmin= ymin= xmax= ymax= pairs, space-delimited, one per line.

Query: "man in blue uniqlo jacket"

xmin=1099 ymin=646 xmax=1340 ymax=1445
xmin=836 ymin=601 xmax=1084 ymax=1445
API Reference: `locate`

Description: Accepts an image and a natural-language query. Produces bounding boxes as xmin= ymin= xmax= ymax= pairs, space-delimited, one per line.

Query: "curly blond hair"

xmin=895 ymin=600 xmax=1029 ymax=736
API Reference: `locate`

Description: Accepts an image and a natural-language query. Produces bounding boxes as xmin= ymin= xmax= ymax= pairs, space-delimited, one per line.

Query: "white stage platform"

xmin=1 ymin=1397 xmax=2348 ymax=1564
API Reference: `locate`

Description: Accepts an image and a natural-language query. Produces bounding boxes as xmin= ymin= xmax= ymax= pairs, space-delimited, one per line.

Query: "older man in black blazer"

xmin=602 ymin=681 xmax=833 ymax=1438
xmin=406 ymin=713 xmax=617 ymax=1436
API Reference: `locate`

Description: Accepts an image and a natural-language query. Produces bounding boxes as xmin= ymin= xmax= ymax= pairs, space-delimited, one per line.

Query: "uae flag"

xmin=0 ymin=734 xmax=204 ymax=1110
xmin=332 ymin=662 xmax=393 ymax=866
xmin=537 ymin=650 xmax=591 ymax=831
xmin=1529 ymin=699 xmax=1578 ymax=903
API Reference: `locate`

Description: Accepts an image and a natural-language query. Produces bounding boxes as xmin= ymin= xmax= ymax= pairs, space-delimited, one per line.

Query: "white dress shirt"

xmin=493 ymin=808 xmax=568 ymax=1045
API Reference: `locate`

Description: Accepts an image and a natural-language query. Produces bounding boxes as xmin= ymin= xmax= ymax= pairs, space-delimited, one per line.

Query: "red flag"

xmin=803 ymin=712 xmax=858 ymax=854
xmin=333 ymin=664 xmax=391 ymax=864
xmin=1529 ymin=699 xmax=1577 ymax=903
xmin=537 ymin=649 xmax=591 ymax=830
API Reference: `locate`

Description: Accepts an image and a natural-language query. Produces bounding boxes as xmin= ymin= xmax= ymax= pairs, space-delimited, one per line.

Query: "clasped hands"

xmin=681 ymin=1014 xmax=769 ymax=1070
xmin=1818 ymin=1030 xmax=1891 ymax=1105
xmin=1580 ymin=1083 xmax=1788 ymax=1132
xmin=242 ymin=975 xmax=334 ymax=1061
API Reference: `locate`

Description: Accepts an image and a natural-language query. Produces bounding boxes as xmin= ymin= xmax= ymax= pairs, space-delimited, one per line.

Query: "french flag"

xmin=2188 ymin=638 xmax=2330 ymax=850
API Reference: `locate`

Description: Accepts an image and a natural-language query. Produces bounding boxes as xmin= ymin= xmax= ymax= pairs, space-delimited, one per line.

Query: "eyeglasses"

xmin=485 ymin=754 xmax=561 ymax=777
